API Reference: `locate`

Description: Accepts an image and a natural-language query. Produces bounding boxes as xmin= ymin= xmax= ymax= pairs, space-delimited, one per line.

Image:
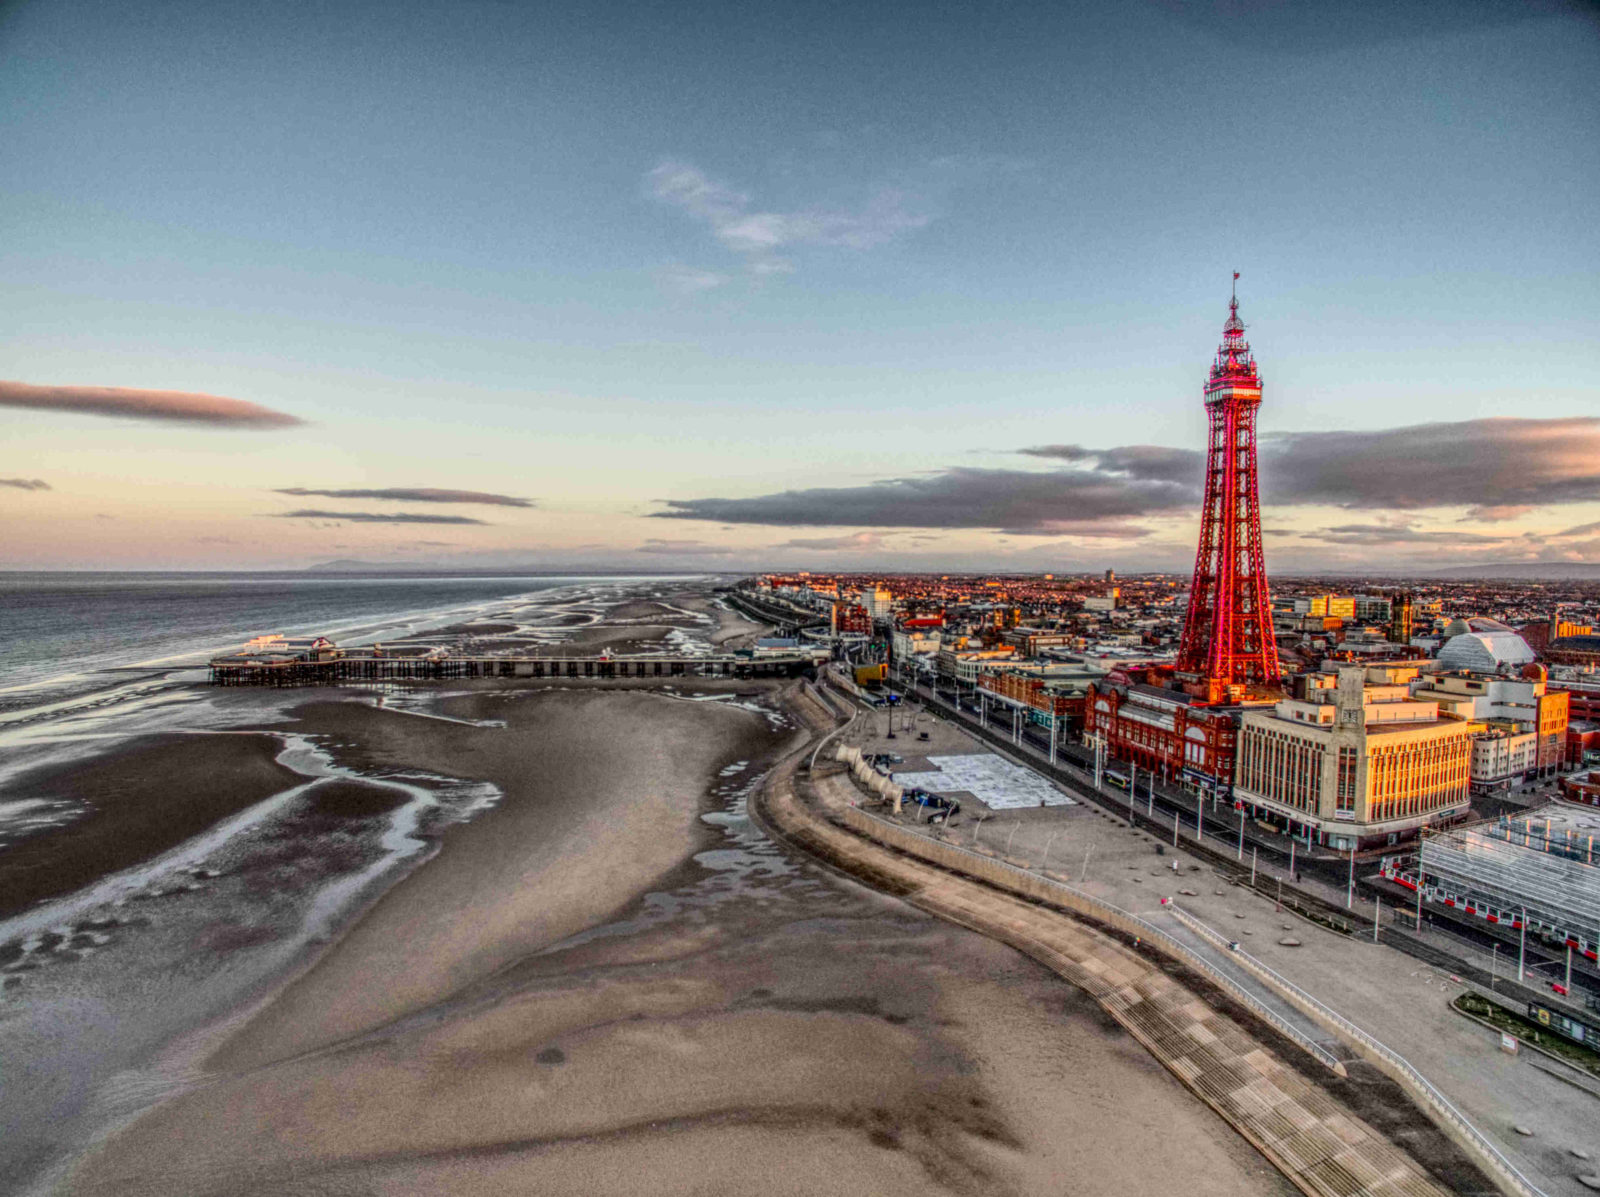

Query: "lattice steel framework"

xmin=1176 ymin=282 xmax=1281 ymax=688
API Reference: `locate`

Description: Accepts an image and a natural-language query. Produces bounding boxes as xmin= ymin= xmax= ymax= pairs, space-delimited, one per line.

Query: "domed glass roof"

xmin=1436 ymin=630 xmax=1536 ymax=671
xmin=1443 ymin=616 xmax=1511 ymax=638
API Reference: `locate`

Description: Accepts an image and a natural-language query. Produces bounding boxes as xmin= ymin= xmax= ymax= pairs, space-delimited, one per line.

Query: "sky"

xmin=2 ymin=0 xmax=1598 ymax=574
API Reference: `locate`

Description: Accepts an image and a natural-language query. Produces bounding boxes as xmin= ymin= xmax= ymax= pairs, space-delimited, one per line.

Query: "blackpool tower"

xmin=1176 ymin=277 xmax=1280 ymax=698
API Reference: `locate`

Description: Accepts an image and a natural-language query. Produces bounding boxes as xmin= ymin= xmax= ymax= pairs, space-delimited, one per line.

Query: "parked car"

xmin=902 ymin=789 xmax=960 ymax=822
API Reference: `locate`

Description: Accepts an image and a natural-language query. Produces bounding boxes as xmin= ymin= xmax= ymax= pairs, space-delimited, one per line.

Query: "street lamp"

xmin=1039 ymin=830 xmax=1059 ymax=874
xmin=1085 ymin=729 xmax=1107 ymax=791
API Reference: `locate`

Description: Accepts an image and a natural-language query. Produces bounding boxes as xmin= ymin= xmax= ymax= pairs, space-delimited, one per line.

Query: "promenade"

xmin=757 ymin=693 xmax=1490 ymax=1197
xmin=821 ymin=681 xmax=1598 ymax=1196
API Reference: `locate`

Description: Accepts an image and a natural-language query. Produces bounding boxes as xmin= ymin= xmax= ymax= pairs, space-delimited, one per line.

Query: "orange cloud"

xmin=0 ymin=380 xmax=303 ymax=427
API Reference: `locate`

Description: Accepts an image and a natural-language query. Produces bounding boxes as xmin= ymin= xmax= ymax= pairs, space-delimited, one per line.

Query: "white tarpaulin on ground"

xmin=892 ymin=754 xmax=1074 ymax=810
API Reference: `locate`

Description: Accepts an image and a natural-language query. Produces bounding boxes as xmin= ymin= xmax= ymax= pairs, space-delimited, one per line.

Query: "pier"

xmin=209 ymin=650 xmax=824 ymax=687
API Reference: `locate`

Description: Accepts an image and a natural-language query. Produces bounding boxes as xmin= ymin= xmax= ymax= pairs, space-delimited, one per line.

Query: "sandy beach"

xmin=9 ymin=583 xmax=1294 ymax=1195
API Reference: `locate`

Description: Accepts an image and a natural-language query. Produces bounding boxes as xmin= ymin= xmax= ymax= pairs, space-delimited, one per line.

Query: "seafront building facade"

xmin=1084 ymin=675 xmax=1243 ymax=796
xmin=977 ymin=665 xmax=1092 ymax=731
xmin=1233 ymin=668 xmax=1472 ymax=851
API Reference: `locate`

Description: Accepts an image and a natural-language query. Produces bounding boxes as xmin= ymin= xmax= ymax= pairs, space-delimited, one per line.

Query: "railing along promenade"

xmin=210 ymin=650 xmax=822 ymax=686
xmin=1166 ymin=904 xmax=1549 ymax=1197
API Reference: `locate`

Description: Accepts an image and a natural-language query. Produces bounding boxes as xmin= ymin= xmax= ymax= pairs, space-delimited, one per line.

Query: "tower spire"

xmin=1175 ymin=280 xmax=1280 ymax=698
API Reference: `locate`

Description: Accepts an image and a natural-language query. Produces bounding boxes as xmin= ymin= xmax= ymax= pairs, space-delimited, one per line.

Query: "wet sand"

xmin=59 ymin=675 xmax=1291 ymax=1197
xmin=0 ymin=734 xmax=299 ymax=919
xmin=18 ymin=583 xmax=1295 ymax=1195
xmin=212 ymin=686 xmax=778 ymax=1069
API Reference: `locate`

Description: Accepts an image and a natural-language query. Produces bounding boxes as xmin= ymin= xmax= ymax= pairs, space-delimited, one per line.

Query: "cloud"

xmin=647 ymin=160 xmax=929 ymax=272
xmin=1260 ymin=418 xmax=1600 ymax=510
xmin=655 ymin=464 xmax=1189 ymax=535
xmin=659 ymin=265 xmax=730 ymax=294
xmin=274 ymin=487 xmax=532 ymax=507
xmin=269 ymin=509 xmax=488 ymax=525
xmin=1020 ymin=443 xmax=1204 ymax=485
xmin=635 ymin=538 xmax=736 ymax=556
xmin=1554 ymin=521 xmax=1600 ymax=539
xmin=0 ymin=380 xmax=303 ymax=426
xmin=0 ymin=477 xmax=50 ymax=491
xmin=775 ymin=531 xmax=885 ymax=551
xmin=1293 ymin=523 xmax=1511 ymax=546
xmin=1032 ymin=421 xmax=1600 ymax=514
xmin=655 ymin=415 xmax=1600 ymax=541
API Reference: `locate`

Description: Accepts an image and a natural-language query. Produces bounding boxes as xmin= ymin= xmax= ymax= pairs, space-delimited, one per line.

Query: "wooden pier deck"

xmin=208 ymin=651 xmax=823 ymax=687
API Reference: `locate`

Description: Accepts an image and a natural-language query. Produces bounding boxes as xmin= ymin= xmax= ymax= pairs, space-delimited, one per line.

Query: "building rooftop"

xmin=1436 ymin=630 xmax=1536 ymax=671
xmin=1129 ymin=683 xmax=1200 ymax=706
xmin=1551 ymin=635 xmax=1600 ymax=653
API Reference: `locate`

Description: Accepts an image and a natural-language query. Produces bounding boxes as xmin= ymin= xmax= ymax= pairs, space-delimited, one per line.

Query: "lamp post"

xmin=1086 ymin=730 xmax=1107 ymax=791
xmin=1518 ymin=907 xmax=1527 ymax=983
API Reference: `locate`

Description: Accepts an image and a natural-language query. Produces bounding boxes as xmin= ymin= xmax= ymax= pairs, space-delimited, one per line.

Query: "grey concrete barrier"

xmin=1167 ymin=904 xmax=1546 ymax=1197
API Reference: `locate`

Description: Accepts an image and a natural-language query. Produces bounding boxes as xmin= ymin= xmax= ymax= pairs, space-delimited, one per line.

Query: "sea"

xmin=0 ymin=569 xmax=696 ymax=883
xmin=0 ymin=570 xmax=710 ymax=1191
xmin=0 ymin=571 xmax=675 ymax=715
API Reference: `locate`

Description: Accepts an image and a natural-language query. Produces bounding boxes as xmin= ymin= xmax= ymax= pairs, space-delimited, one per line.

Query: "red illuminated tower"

xmin=1176 ymin=277 xmax=1280 ymax=697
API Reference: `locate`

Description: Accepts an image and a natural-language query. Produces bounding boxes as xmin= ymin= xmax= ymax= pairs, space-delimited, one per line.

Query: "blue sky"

xmin=2 ymin=0 xmax=1598 ymax=571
